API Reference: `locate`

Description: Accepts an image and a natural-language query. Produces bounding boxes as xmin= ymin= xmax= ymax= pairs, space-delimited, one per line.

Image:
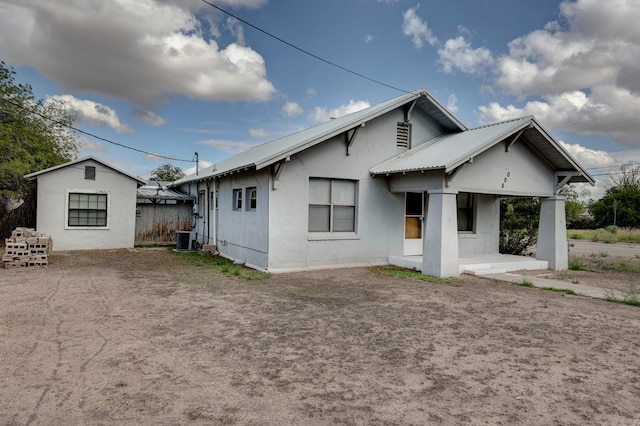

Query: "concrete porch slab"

xmin=388 ymin=254 xmax=548 ymax=275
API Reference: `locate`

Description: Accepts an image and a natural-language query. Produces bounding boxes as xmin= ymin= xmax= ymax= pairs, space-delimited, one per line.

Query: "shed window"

xmin=457 ymin=192 xmax=475 ymax=232
xmin=85 ymin=166 xmax=96 ymax=180
xmin=68 ymin=193 xmax=107 ymax=227
xmin=233 ymin=189 xmax=242 ymax=210
xmin=309 ymin=178 xmax=356 ymax=232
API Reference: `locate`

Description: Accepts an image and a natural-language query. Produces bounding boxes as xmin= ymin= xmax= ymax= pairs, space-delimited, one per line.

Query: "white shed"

xmin=25 ymin=156 xmax=145 ymax=250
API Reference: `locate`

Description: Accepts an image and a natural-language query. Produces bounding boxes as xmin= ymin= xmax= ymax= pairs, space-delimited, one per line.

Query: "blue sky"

xmin=2 ymin=0 xmax=640 ymax=197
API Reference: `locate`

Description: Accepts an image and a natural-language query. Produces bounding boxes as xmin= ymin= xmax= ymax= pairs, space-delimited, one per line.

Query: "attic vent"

xmin=85 ymin=166 xmax=96 ymax=180
xmin=397 ymin=122 xmax=411 ymax=148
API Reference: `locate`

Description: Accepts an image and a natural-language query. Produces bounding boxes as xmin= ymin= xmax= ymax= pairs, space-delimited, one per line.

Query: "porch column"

xmin=537 ymin=196 xmax=568 ymax=270
xmin=422 ymin=189 xmax=459 ymax=277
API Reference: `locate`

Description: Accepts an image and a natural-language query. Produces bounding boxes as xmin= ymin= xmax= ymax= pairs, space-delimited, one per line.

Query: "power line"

xmin=0 ymin=96 xmax=194 ymax=163
xmin=199 ymin=0 xmax=409 ymax=94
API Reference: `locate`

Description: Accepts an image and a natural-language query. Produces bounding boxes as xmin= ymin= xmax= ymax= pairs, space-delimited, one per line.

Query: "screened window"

xmin=246 ymin=187 xmax=257 ymax=211
xmin=457 ymin=192 xmax=475 ymax=232
xmin=233 ymin=188 xmax=242 ymax=210
xmin=308 ymin=178 xmax=356 ymax=232
xmin=68 ymin=193 xmax=107 ymax=227
xmin=198 ymin=190 xmax=205 ymax=217
xmin=85 ymin=166 xmax=96 ymax=180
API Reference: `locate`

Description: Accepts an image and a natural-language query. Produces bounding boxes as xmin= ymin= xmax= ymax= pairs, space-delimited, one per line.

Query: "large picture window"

xmin=68 ymin=193 xmax=107 ymax=227
xmin=308 ymin=178 xmax=356 ymax=232
xmin=457 ymin=192 xmax=475 ymax=232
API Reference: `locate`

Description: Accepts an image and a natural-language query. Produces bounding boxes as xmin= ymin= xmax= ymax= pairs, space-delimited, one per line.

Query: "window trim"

xmin=308 ymin=177 xmax=358 ymax=233
xmin=246 ymin=187 xmax=257 ymax=211
xmin=65 ymin=190 xmax=110 ymax=229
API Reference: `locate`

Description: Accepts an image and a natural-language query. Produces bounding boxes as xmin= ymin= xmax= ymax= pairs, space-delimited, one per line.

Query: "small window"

xmin=309 ymin=178 xmax=357 ymax=232
xmin=397 ymin=122 xmax=411 ymax=148
xmin=68 ymin=193 xmax=107 ymax=227
xmin=246 ymin=187 xmax=257 ymax=211
xmin=85 ymin=166 xmax=96 ymax=180
xmin=198 ymin=190 xmax=205 ymax=217
xmin=457 ymin=192 xmax=475 ymax=232
xmin=233 ymin=188 xmax=242 ymax=210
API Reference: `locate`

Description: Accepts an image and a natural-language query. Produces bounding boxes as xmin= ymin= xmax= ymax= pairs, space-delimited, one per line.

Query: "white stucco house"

xmin=25 ymin=156 xmax=145 ymax=250
xmin=174 ymin=89 xmax=594 ymax=277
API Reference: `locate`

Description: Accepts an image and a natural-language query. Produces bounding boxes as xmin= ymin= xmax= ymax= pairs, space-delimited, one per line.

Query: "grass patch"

xmin=568 ymin=228 xmax=640 ymax=244
xmin=519 ymin=278 xmax=535 ymax=287
xmin=568 ymin=259 xmax=587 ymax=271
xmin=605 ymin=286 xmax=640 ymax=307
xmin=376 ymin=266 xmax=456 ymax=284
xmin=174 ymin=250 xmax=270 ymax=280
xmin=540 ymin=287 xmax=577 ymax=295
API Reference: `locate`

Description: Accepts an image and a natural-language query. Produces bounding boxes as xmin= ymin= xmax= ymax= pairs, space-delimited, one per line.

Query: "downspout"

xmin=212 ymin=177 xmax=218 ymax=249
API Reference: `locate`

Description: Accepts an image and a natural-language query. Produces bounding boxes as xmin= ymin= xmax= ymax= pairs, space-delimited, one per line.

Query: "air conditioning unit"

xmin=176 ymin=231 xmax=195 ymax=251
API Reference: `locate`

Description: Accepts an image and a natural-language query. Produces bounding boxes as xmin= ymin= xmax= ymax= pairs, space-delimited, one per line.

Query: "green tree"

xmin=0 ymin=62 xmax=78 ymax=234
xmin=590 ymin=164 xmax=640 ymax=228
xmin=558 ymin=184 xmax=590 ymax=228
xmin=500 ymin=197 xmax=540 ymax=255
xmin=149 ymin=163 xmax=185 ymax=182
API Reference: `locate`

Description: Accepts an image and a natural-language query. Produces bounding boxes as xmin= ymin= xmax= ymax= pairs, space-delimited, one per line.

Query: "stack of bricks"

xmin=2 ymin=227 xmax=52 ymax=269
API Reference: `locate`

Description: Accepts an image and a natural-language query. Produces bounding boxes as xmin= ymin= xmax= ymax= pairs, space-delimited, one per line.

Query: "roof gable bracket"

xmin=506 ymin=129 xmax=524 ymax=152
xmin=445 ymin=164 xmax=465 ymax=187
xmin=345 ymin=125 xmax=361 ymax=156
xmin=406 ymin=99 xmax=418 ymax=121
xmin=555 ymin=171 xmax=581 ymax=194
xmin=271 ymin=156 xmax=290 ymax=190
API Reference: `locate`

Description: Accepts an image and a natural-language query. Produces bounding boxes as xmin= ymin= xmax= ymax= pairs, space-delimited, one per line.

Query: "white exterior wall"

xmin=458 ymin=194 xmax=500 ymax=256
xmin=35 ymin=160 xmax=138 ymax=250
xmin=217 ymin=170 xmax=270 ymax=270
xmin=266 ymin=109 xmax=431 ymax=271
xmin=452 ymin=141 xmax=555 ymax=196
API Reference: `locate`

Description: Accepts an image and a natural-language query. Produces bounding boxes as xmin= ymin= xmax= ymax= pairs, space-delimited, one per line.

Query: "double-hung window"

xmin=246 ymin=187 xmax=257 ymax=211
xmin=308 ymin=178 xmax=357 ymax=232
xmin=68 ymin=193 xmax=108 ymax=227
xmin=233 ymin=188 xmax=242 ymax=210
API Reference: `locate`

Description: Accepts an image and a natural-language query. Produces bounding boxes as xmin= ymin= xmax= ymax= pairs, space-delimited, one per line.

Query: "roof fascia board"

xmin=529 ymin=119 xmax=596 ymax=185
xmin=422 ymin=90 xmax=468 ymax=131
xmin=25 ymin=156 xmax=145 ymax=185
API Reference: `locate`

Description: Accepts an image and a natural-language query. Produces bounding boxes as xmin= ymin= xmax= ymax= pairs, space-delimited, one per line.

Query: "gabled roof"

xmin=174 ymin=89 xmax=467 ymax=184
xmin=370 ymin=116 xmax=596 ymax=185
xmin=24 ymin=156 xmax=146 ymax=185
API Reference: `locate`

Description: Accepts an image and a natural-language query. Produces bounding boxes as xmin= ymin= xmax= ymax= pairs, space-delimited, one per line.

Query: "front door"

xmin=404 ymin=192 xmax=424 ymax=255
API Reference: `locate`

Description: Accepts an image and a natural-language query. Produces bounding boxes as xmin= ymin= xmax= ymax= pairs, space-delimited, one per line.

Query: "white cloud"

xmin=364 ymin=34 xmax=374 ymax=43
xmin=77 ymin=136 xmax=107 ymax=153
xmin=0 ymin=0 xmax=275 ymax=107
xmin=438 ymin=36 xmax=493 ymax=74
xmin=48 ymin=94 xmax=133 ymax=134
xmin=132 ymin=108 xmax=166 ymax=126
xmin=559 ymin=141 xmax=615 ymax=169
xmin=282 ymin=101 xmax=304 ymax=118
xmin=309 ymin=100 xmax=371 ymax=123
xmin=401 ymin=4 xmax=438 ymax=49
xmin=196 ymin=139 xmax=260 ymax=154
xmin=446 ymin=94 xmax=458 ymax=114
xmin=249 ymin=128 xmax=268 ymax=138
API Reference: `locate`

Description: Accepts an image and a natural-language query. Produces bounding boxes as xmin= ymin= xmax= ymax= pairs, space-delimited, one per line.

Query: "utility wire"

xmin=0 ymin=96 xmax=194 ymax=163
xmin=199 ymin=0 xmax=409 ymax=94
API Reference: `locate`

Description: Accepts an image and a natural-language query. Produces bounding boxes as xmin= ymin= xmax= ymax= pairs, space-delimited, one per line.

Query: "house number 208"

xmin=501 ymin=171 xmax=511 ymax=189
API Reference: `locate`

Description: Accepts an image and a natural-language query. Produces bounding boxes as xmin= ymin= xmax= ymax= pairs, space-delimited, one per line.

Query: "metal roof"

xmin=137 ymin=181 xmax=193 ymax=201
xmin=370 ymin=116 xmax=595 ymax=185
xmin=174 ymin=89 xmax=467 ymax=185
xmin=24 ymin=155 xmax=146 ymax=185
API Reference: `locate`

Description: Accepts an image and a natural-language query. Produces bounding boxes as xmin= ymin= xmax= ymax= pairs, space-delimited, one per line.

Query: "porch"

xmin=389 ymin=253 xmax=549 ymax=276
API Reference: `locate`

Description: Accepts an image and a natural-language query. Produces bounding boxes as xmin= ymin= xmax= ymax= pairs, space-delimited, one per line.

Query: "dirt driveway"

xmin=0 ymin=248 xmax=639 ymax=425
